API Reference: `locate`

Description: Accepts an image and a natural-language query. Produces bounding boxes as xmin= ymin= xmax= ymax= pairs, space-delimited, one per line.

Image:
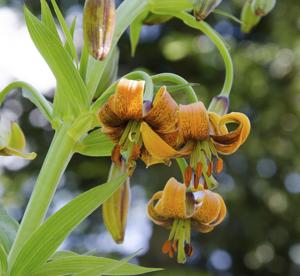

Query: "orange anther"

xmin=194 ymin=174 xmax=200 ymax=190
xmin=162 ymin=240 xmax=171 ymax=254
xmin=216 ymin=158 xmax=223 ymax=174
xmin=184 ymin=166 xmax=193 ymax=187
xmin=172 ymin=239 xmax=178 ymax=252
xmin=195 ymin=162 xmax=203 ymax=178
xmin=207 ymin=161 xmax=213 ymax=177
xmin=111 ymin=144 xmax=122 ymax=167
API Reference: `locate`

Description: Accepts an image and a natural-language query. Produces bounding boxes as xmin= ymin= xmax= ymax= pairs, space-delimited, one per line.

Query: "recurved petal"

xmin=154 ymin=178 xmax=195 ymax=219
xmin=192 ymin=190 xmax=221 ymax=225
xmin=191 ymin=221 xmax=215 ymax=233
xmin=140 ymin=122 xmax=193 ymax=165
xmin=209 ymin=112 xmax=251 ymax=155
xmin=147 ymin=191 xmax=172 ymax=228
xmin=144 ymin=86 xmax=179 ymax=146
xmin=101 ymin=125 xmax=125 ymax=143
xmin=108 ymin=78 xmax=144 ymax=120
xmin=99 ymin=102 xmax=124 ymax=127
xmin=209 ymin=193 xmax=227 ymax=226
xmin=178 ymin=102 xmax=209 ymax=145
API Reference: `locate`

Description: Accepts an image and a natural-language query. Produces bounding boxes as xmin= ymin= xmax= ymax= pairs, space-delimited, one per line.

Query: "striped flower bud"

xmin=251 ymin=0 xmax=276 ymax=16
xmin=241 ymin=0 xmax=261 ymax=33
xmin=102 ymin=161 xmax=131 ymax=244
xmin=83 ymin=0 xmax=115 ymax=61
xmin=208 ymin=95 xmax=229 ymax=115
xmin=193 ymin=0 xmax=223 ymax=21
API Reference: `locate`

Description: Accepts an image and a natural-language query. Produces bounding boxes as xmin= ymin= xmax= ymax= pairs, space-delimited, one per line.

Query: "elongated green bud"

xmin=102 ymin=161 xmax=130 ymax=244
xmin=83 ymin=0 xmax=115 ymax=61
xmin=251 ymin=0 xmax=276 ymax=16
xmin=241 ymin=0 xmax=261 ymax=33
xmin=193 ymin=0 xmax=223 ymax=21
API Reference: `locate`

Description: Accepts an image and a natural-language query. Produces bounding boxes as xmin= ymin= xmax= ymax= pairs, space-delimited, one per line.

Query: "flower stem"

xmin=174 ymin=12 xmax=234 ymax=97
xmin=8 ymin=125 xmax=77 ymax=266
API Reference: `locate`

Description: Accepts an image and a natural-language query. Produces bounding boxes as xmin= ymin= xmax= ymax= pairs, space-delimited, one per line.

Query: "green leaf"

xmin=0 ymin=244 xmax=8 ymax=275
xmin=79 ymin=44 xmax=89 ymax=82
xmin=31 ymin=255 xmax=161 ymax=276
xmin=24 ymin=7 xmax=88 ymax=118
xmin=40 ymin=0 xmax=60 ymax=41
xmin=0 ymin=204 xmax=19 ymax=254
xmin=75 ymin=129 xmax=114 ymax=157
xmin=50 ymin=0 xmax=79 ymax=64
xmin=10 ymin=175 xmax=127 ymax=276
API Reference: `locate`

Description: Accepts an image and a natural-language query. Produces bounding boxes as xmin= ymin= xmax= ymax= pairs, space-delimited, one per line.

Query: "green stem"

xmin=151 ymin=73 xmax=198 ymax=103
xmin=176 ymin=158 xmax=188 ymax=181
xmin=174 ymin=12 xmax=234 ymax=97
xmin=8 ymin=125 xmax=77 ymax=266
xmin=0 ymin=81 xmax=53 ymax=123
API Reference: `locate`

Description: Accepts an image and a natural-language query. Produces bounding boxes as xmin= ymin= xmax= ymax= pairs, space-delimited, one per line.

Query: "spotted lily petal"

xmin=154 ymin=178 xmax=195 ymax=219
xmin=144 ymin=86 xmax=179 ymax=147
xmin=178 ymin=102 xmax=209 ymax=145
xmin=147 ymin=191 xmax=172 ymax=228
xmin=209 ymin=112 xmax=251 ymax=155
xmin=140 ymin=122 xmax=194 ymax=166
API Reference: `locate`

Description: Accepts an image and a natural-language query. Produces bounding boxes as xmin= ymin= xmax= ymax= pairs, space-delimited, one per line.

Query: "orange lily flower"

xmin=99 ymin=78 xmax=191 ymax=174
xmin=141 ymin=101 xmax=250 ymax=188
xmin=148 ymin=177 xmax=226 ymax=263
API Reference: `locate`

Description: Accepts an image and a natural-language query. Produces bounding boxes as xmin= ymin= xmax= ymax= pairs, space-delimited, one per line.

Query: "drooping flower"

xmin=147 ymin=177 xmax=227 ymax=263
xmin=141 ymin=101 xmax=250 ymax=189
xmin=98 ymin=78 xmax=191 ymax=174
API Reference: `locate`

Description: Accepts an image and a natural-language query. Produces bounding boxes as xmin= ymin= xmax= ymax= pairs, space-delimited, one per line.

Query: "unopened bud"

xmin=83 ymin=0 xmax=115 ymax=61
xmin=241 ymin=0 xmax=261 ymax=33
xmin=193 ymin=0 xmax=223 ymax=21
xmin=251 ymin=0 xmax=276 ymax=16
xmin=208 ymin=95 xmax=229 ymax=115
xmin=102 ymin=162 xmax=130 ymax=244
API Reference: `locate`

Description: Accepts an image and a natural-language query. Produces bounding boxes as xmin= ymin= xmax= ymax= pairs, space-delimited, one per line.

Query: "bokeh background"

xmin=0 ymin=0 xmax=300 ymax=275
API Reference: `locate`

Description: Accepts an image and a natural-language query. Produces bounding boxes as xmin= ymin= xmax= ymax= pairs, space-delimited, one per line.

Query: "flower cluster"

xmin=98 ymin=78 xmax=250 ymax=263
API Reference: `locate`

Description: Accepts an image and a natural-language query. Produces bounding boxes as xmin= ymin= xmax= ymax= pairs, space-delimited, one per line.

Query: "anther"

xmin=172 ymin=240 xmax=178 ymax=252
xmin=184 ymin=243 xmax=193 ymax=257
xmin=194 ymin=174 xmax=200 ymax=190
xmin=207 ymin=161 xmax=213 ymax=177
xmin=111 ymin=144 xmax=122 ymax=167
xmin=216 ymin=158 xmax=223 ymax=174
xmin=184 ymin=166 xmax=193 ymax=187
xmin=162 ymin=240 xmax=171 ymax=254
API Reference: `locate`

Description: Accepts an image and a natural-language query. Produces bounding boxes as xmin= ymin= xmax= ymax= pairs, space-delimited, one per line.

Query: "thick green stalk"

xmin=8 ymin=125 xmax=77 ymax=267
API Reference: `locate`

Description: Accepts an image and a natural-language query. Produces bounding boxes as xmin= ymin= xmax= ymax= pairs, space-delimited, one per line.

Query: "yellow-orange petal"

xmin=101 ymin=125 xmax=125 ymax=143
xmin=154 ymin=178 xmax=195 ymax=219
xmin=98 ymin=102 xmax=124 ymax=127
xmin=147 ymin=191 xmax=172 ymax=228
xmin=192 ymin=190 xmax=221 ymax=224
xmin=144 ymin=86 xmax=179 ymax=147
xmin=178 ymin=102 xmax=209 ymax=145
xmin=140 ymin=122 xmax=193 ymax=165
xmin=108 ymin=78 xmax=145 ymax=120
xmin=209 ymin=193 xmax=227 ymax=226
xmin=209 ymin=112 xmax=251 ymax=155
xmin=191 ymin=221 xmax=215 ymax=233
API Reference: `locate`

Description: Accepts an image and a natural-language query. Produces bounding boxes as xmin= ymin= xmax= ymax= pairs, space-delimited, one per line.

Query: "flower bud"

xmin=240 ymin=0 xmax=261 ymax=33
xmin=208 ymin=95 xmax=229 ymax=115
xmin=83 ymin=0 xmax=115 ymax=61
xmin=251 ymin=0 xmax=276 ymax=16
xmin=193 ymin=0 xmax=223 ymax=21
xmin=102 ymin=162 xmax=130 ymax=244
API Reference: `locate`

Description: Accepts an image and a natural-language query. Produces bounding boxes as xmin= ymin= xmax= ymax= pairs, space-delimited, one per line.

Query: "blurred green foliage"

xmin=1 ymin=0 xmax=300 ymax=275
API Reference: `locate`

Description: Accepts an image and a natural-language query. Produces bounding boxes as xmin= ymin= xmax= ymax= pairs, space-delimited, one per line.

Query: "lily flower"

xmin=98 ymin=78 xmax=191 ymax=174
xmin=0 ymin=118 xmax=36 ymax=160
xmin=141 ymin=101 xmax=250 ymax=189
xmin=147 ymin=177 xmax=226 ymax=263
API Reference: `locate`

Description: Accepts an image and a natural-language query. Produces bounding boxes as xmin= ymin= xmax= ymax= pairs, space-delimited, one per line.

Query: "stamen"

xmin=196 ymin=162 xmax=203 ymax=178
xmin=162 ymin=240 xmax=172 ymax=254
xmin=193 ymin=174 xmax=200 ymax=190
xmin=168 ymin=248 xmax=175 ymax=258
xmin=111 ymin=144 xmax=122 ymax=167
xmin=172 ymin=240 xmax=178 ymax=252
xmin=216 ymin=158 xmax=223 ymax=174
xmin=129 ymin=143 xmax=141 ymax=161
xmin=184 ymin=166 xmax=193 ymax=187
xmin=184 ymin=243 xmax=193 ymax=257
xmin=207 ymin=161 xmax=213 ymax=177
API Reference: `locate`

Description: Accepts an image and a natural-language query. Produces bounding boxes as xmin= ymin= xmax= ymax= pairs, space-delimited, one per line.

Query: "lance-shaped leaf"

xmin=0 ymin=204 xmax=19 ymax=254
xmin=75 ymin=129 xmax=114 ymax=157
xmin=10 ymin=174 xmax=127 ymax=275
xmin=24 ymin=7 xmax=89 ymax=118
